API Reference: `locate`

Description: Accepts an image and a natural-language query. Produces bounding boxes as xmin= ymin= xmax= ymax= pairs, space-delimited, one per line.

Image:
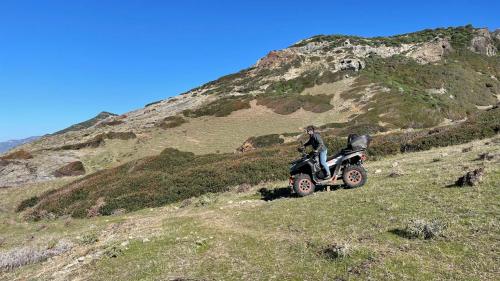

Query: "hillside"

xmin=0 ymin=137 xmax=40 ymax=154
xmin=1 ymin=25 xmax=499 ymax=188
xmin=1 ymin=137 xmax=498 ymax=280
xmin=22 ymin=106 xmax=499 ymax=219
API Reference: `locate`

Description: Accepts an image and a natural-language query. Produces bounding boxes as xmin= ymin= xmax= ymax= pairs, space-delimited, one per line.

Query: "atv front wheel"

xmin=342 ymin=165 xmax=367 ymax=188
xmin=293 ymin=173 xmax=315 ymax=197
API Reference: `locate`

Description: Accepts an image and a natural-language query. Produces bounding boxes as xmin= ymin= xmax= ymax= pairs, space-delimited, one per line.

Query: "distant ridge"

xmin=0 ymin=136 xmax=40 ymax=153
xmin=52 ymin=111 xmax=117 ymax=135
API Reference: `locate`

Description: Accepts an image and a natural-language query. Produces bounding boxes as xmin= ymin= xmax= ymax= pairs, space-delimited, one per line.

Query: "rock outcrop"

xmin=468 ymin=28 xmax=497 ymax=56
xmin=407 ymin=38 xmax=453 ymax=64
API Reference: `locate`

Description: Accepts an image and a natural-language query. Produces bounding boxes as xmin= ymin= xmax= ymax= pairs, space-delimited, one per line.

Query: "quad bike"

xmin=289 ymin=134 xmax=370 ymax=196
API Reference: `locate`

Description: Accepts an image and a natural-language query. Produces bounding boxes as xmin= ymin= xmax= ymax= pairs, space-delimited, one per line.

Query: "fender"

xmin=290 ymin=158 xmax=316 ymax=175
xmin=341 ymin=151 xmax=365 ymax=163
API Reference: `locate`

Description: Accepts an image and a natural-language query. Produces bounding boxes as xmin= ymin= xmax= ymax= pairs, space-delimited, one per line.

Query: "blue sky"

xmin=0 ymin=0 xmax=498 ymax=141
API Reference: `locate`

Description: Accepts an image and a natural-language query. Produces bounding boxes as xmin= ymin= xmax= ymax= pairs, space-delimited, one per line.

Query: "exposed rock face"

xmin=337 ymin=58 xmax=365 ymax=71
xmin=407 ymin=38 xmax=453 ymax=64
xmin=492 ymin=29 xmax=500 ymax=42
xmin=237 ymin=139 xmax=256 ymax=153
xmin=468 ymin=29 xmax=497 ymax=56
xmin=255 ymin=50 xmax=299 ymax=69
xmin=0 ymin=151 xmax=80 ymax=187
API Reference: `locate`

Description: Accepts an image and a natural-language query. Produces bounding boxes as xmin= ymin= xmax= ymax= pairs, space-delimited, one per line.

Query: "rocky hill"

xmin=1 ymin=25 xmax=499 ymax=188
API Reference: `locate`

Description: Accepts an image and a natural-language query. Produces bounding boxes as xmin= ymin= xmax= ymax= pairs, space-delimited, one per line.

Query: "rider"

xmin=302 ymin=125 xmax=331 ymax=180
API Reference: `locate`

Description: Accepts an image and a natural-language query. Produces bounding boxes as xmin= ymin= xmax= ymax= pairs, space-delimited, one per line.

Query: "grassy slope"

xmin=25 ymin=107 xmax=499 ymax=219
xmin=1 ymin=137 xmax=498 ymax=280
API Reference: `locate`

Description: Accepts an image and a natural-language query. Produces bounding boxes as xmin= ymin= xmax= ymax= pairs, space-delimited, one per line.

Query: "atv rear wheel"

xmin=342 ymin=165 xmax=367 ymax=188
xmin=293 ymin=173 xmax=315 ymax=197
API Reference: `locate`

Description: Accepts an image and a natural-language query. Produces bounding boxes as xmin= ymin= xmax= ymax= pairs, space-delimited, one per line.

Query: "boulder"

xmin=468 ymin=29 xmax=497 ymax=56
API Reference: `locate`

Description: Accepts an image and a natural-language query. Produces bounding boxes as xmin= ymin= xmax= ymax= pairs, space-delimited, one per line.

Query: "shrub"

xmin=52 ymin=161 xmax=86 ymax=177
xmin=320 ymin=243 xmax=351 ymax=260
xmin=0 ymin=240 xmax=73 ymax=271
xmin=244 ymin=134 xmax=284 ymax=149
xmin=402 ymin=219 xmax=446 ymax=239
xmin=53 ymin=132 xmax=136 ymax=151
xmin=158 ymin=116 xmax=187 ymax=129
xmin=183 ymin=96 xmax=251 ymax=117
xmin=103 ymin=131 xmax=136 ymax=140
xmin=257 ymin=94 xmax=333 ymax=115
xmin=145 ymin=100 xmax=162 ymax=107
xmin=80 ymin=232 xmax=99 ymax=245
xmin=16 ymin=196 xmax=40 ymax=212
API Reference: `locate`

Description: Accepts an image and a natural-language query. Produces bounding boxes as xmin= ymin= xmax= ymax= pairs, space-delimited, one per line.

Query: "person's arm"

xmin=315 ymin=133 xmax=326 ymax=152
xmin=303 ymin=137 xmax=312 ymax=148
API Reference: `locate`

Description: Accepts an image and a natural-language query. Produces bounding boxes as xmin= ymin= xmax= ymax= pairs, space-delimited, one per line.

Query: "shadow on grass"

xmin=259 ymin=184 xmax=344 ymax=201
xmin=388 ymin=228 xmax=412 ymax=239
xmin=259 ymin=187 xmax=294 ymax=201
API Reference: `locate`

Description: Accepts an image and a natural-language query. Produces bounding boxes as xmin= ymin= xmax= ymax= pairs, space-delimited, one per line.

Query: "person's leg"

xmin=319 ymin=149 xmax=331 ymax=178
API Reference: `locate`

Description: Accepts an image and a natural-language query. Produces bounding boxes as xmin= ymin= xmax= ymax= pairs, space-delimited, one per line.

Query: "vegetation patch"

xmin=393 ymin=219 xmax=447 ymax=240
xmin=52 ymin=131 xmax=136 ymax=151
xmin=238 ymin=134 xmax=284 ymax=152
xmin=320 ymin=243 xmax=351 ymax=260
xmin=183 ymin=96 xmax=252 ymax=117
xmin=257 ymin=94 xmax=333 ymax=115
xmin=52 ymin=161 xmax=86 ymax=178
xmin=294 ymin=26 xmax=475 ymax=48
xmin=145 ymin=100 xmax=162 ymax=107
xmin=0 ymin=150 xmax=33 ymax=160
xmin=53 ymin=111 xmax=116 ymax=135
xmin=97 ymin=119 xmax=125 ymax=127
xmin=0 ymin=240 xmax=73 ymax=271
xmin=158 ymin=116 xmax=187 ymax=129
xmin=455 ymin=168 xmax=485 ymax=187
xmin=16 ymin=196 xmax=39 ymax=212
xmin=360 ymin=51 xmax=499 ymax=124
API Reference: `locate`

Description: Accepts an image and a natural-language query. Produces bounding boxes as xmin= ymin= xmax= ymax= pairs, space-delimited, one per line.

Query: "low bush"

xmin=244 ymin=134 xmax=284 ymax=149
xmin=0 ymin=240 xmax=73 ymax=271
xmin=53 ymin=131 xmax=136 ymax=151
xmin=183 ymin=96 xmax=251 ymax=117
xmin=401 ymin=219 xmax=446 ymax=239
xmin=52 ymin=161 xmax=86 ymax=178
xmin=257 ymin=94 xmax=333 ymax=115
xmin=145 ymin=100 xmax=162 ymax=107
xmin=158 ymin=116 xmax=187 ymax=129
xmin=320 ymin=243 xmax=351 ymax=260
xmin=80 ymin=232 xmax=99 ymax=245
xmin=16 ymin=196 xmax=39 ymax=212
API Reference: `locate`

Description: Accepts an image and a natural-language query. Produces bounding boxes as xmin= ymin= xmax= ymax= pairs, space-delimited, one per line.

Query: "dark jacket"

xmin=303 ymin=132 xmax=326 ymax=152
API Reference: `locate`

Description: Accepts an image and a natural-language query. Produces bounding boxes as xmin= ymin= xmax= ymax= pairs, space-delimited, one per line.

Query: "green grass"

xmin=2 ymin=137 xmax=498 ymax=280
xmin=293 ymin=25 xmax=476 ymax=48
